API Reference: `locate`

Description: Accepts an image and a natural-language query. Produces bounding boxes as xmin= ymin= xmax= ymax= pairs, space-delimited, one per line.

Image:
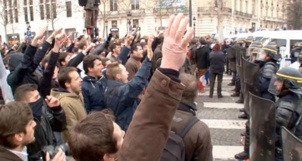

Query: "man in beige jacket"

xmin=51 ymin=67 xmax=87 ymax=142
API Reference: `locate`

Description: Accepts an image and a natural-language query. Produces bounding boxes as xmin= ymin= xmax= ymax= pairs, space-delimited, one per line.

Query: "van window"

xmin=271 ymin=39 xmax=286 ymax=47
xmin=290 ymin=40 xmax=302 ymax=51
xmin=255 ymin=37 xmax=263 ymax=41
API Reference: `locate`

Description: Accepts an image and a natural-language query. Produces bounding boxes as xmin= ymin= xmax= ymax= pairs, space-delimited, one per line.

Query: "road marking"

xmin=200 ymin=119 xmax=245 ymax=129
xmin=213 ymin=145 xmax=242 ymax=160
xmin=198 ymin=91 xmax=231 ymax=96
xmin=203 ymin=102 xmax=243 ymax=109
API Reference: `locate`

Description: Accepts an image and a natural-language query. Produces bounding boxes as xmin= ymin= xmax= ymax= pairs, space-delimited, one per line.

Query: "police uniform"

xmin=268 ymin=67 xmax=302 ymax=161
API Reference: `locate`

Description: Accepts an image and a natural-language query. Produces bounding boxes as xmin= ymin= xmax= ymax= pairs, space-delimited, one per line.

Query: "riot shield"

xmin=242 ymin=58 xmax=260 ymax=114
xmin=282 ymin=127 xmax=302 ymax=161
xmin=249 ymin=92 xmax=275 ymax=161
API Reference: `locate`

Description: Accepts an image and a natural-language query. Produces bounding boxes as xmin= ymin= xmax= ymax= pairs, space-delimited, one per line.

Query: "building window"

xmin=245 ymin=0 xmax=248 ymax=13
xmin=66 ymin=1 xmax=72 ymax=17
xmin=29 ymin=0 xmax=34 ymax=21
xmin=13 ymin=0 xmax=18 ymax=23
xmin=112 ymin=20 xmax=117 ymax=28
xmin=252 ymin=0 xmax=255 ymax=15
xmin=240 ymin=0 xmax=243 ymax=12
xmin=45 ymin=0 xmax=57 ymax=19
xmin=51 ymin=0 xmax=57 ymax=19
xmin=131 ymin=0 xmax=139 ymax=10
xmin=23 ymin=0 xmax=34 ymax=21
xmin=40 ymin=0 xmax=45 ymax=20
xmin=133 ymin=19 xmax=139 ymax=27
xmin=3 ymin=1 xmax=8 ymax=23
xmin=110 ymin=0 xmax=118 ymax=11
xmin=23 ymin=0 xmax=28 ymax=22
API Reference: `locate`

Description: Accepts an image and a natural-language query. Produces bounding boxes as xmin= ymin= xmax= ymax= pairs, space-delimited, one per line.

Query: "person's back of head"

xmin=69 ymin=112 xmax=124 ymax=161
xmin=212 ymin=43 xmax=221 ymax=52
xmin=106 ymin=62 xmax=128 ymax=83
xmin=78 ymin=39 xmax=88 ymax=50
xmin=0 ymin=102 xmax=36 ymax=149
xmin=179 ymin=73 xmax=198 ymax=103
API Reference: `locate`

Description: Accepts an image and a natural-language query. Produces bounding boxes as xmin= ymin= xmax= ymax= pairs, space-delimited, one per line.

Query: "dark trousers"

xmin=231 ymin=70 xmax=237 ymax=84
xmin=209 ymin=72 xmax=223 ymax=96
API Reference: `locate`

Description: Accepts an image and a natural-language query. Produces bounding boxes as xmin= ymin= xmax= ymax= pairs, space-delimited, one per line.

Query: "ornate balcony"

xmin=130 ymin=9 xmax=146 ymax=17
xmin=153 ymin=6 xmax=188 ymax=16
xmin=197 ymin=7 xmax=232 ymax=15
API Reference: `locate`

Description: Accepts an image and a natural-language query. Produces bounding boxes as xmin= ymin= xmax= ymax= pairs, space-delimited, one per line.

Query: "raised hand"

xmin=124 ymin=34 xmax=134 ymax=48
xmin=160 ymin=13 xmax=194 ymax=71
xmin=45 ymin=96 xmax=60 ymax=108
xmin=46 ymin=28 xmax=63 ymax=44
xmin=46 ymin=148 xmax=66 ymax=161
xmin=147 ymin=35 xmax=154 ymax=60
xmin=32 ymin=24 xmax=48 ymax=46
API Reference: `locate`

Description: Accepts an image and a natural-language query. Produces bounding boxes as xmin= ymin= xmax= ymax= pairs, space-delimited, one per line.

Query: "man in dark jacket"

xmin=82 ymin=55 xmax=105 ymax=113
xmin=14 ymin=84 xmax=67 ymax=161
xmin=81 ymin=36 xmax=133 ymax=113
xmin=105 ymin=47 xmax=153 ymax=131
xmin=171 ymin=73 xmax=213 ymax=161
xmin=195 ymin=37 xmax=210 ymax=92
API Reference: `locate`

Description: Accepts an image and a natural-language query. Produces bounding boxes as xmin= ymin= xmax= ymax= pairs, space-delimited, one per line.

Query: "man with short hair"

xmin=105 ymin=39 xmax=153 ymax=131
xmin=0 ymin=102 xmax=66 ymax=161
xmin=82 ymin=55 xmax=105 ymax=113
xmin=14 ymin=84 xmax=66 ymax=161
xmin=69 ymin=111 xmax=124 ymax=161
xmin=171 ymin=73 xmax=213 ymax=161
xmin=107 ymin=43 xmax=122 ymax=62
xmin=0 ymin=102 xmax=36 ymax=161
xmin=51 ymin=67 xmax=87 ymax=142
xmin=125 ymin=43 xmax=144 ymax=81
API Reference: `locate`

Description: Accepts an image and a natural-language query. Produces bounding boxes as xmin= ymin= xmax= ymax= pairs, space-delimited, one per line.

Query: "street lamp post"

xmin=105 ymin=19 xmax=108 ymax=36
xmin=127 ymin=11 xmax=132 ymax=35
xmin=193 ymin=17 xmax=196 ymax=37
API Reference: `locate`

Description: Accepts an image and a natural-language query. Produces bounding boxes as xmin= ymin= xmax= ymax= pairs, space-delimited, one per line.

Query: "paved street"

xmin=196 ymin=74 xmax=244 ymax=161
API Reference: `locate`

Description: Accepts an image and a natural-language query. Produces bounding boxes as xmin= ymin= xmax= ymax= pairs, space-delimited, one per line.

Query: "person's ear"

xmin=13 ymin=133 xmax=24 ymax=145
xmin=103 ymin=154 xmax=116 ymax=161
xmin=115 ymin=73 xmax=122 ymax=80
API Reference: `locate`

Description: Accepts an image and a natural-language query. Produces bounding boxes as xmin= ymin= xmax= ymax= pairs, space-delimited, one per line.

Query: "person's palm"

xmin=34 ymin=24 xmax=48 ymax=40
xmin=160 ymin=14 xmax=194 ymax=71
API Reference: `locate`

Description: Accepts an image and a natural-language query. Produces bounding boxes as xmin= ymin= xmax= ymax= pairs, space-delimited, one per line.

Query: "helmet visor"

xmin=268 ymin=74 xmax=284 ymax=95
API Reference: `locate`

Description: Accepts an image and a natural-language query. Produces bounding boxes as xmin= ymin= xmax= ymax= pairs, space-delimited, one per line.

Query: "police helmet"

xmin=248 ymin=41 xmax=263 ymax=56
xmin=262 ymin=44 xmax=281 ymax=61
xmin=276 ymin=66 xmax=302 ymax=94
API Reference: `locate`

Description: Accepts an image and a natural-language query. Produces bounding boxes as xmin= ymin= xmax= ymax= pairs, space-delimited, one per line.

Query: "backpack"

xmin=160 ymin=116 xmax=199 ymax=161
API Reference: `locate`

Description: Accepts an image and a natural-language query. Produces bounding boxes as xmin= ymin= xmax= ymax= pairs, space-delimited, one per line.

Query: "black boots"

xmin=235 ymin=121 xmax=250 ymax=160
xmin=235 ymin=151 xmax=249 ymax=160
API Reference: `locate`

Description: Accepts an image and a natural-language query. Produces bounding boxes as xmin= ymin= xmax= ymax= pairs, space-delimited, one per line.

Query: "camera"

xmin=42 ymin=143 xmax=70 ymax=161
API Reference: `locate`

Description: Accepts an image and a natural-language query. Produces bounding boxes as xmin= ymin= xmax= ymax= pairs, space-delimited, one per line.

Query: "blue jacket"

xmin=105 ymin=58 xmax=151 ymax=131
xmin=82 ymin=76 xmax=106 ymax=113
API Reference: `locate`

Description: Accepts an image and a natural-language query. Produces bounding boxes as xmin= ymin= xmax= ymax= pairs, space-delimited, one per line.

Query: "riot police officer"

xmin=235 ymin=44 xmax=281 ymax=160
xmin=255 ymin=44 xmax=281 ymax=101
xmin=268 ymin=66 xmax=302 ymax=161
xmin=289 ymin=42 xmax=302 ymax=73
xmin=290 ymin=42 xmax=302 ymax=63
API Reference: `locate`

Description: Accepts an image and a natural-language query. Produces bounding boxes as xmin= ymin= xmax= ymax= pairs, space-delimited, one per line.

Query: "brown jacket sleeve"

xmin=118 ymin=69 xmax=185 ymax=161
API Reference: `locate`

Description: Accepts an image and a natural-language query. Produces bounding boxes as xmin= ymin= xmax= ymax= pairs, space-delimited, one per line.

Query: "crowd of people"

xmin=0 ymin=14 xmax=214 ymax=161
xmin=1 ymin=12 xmax=302 ymax=161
